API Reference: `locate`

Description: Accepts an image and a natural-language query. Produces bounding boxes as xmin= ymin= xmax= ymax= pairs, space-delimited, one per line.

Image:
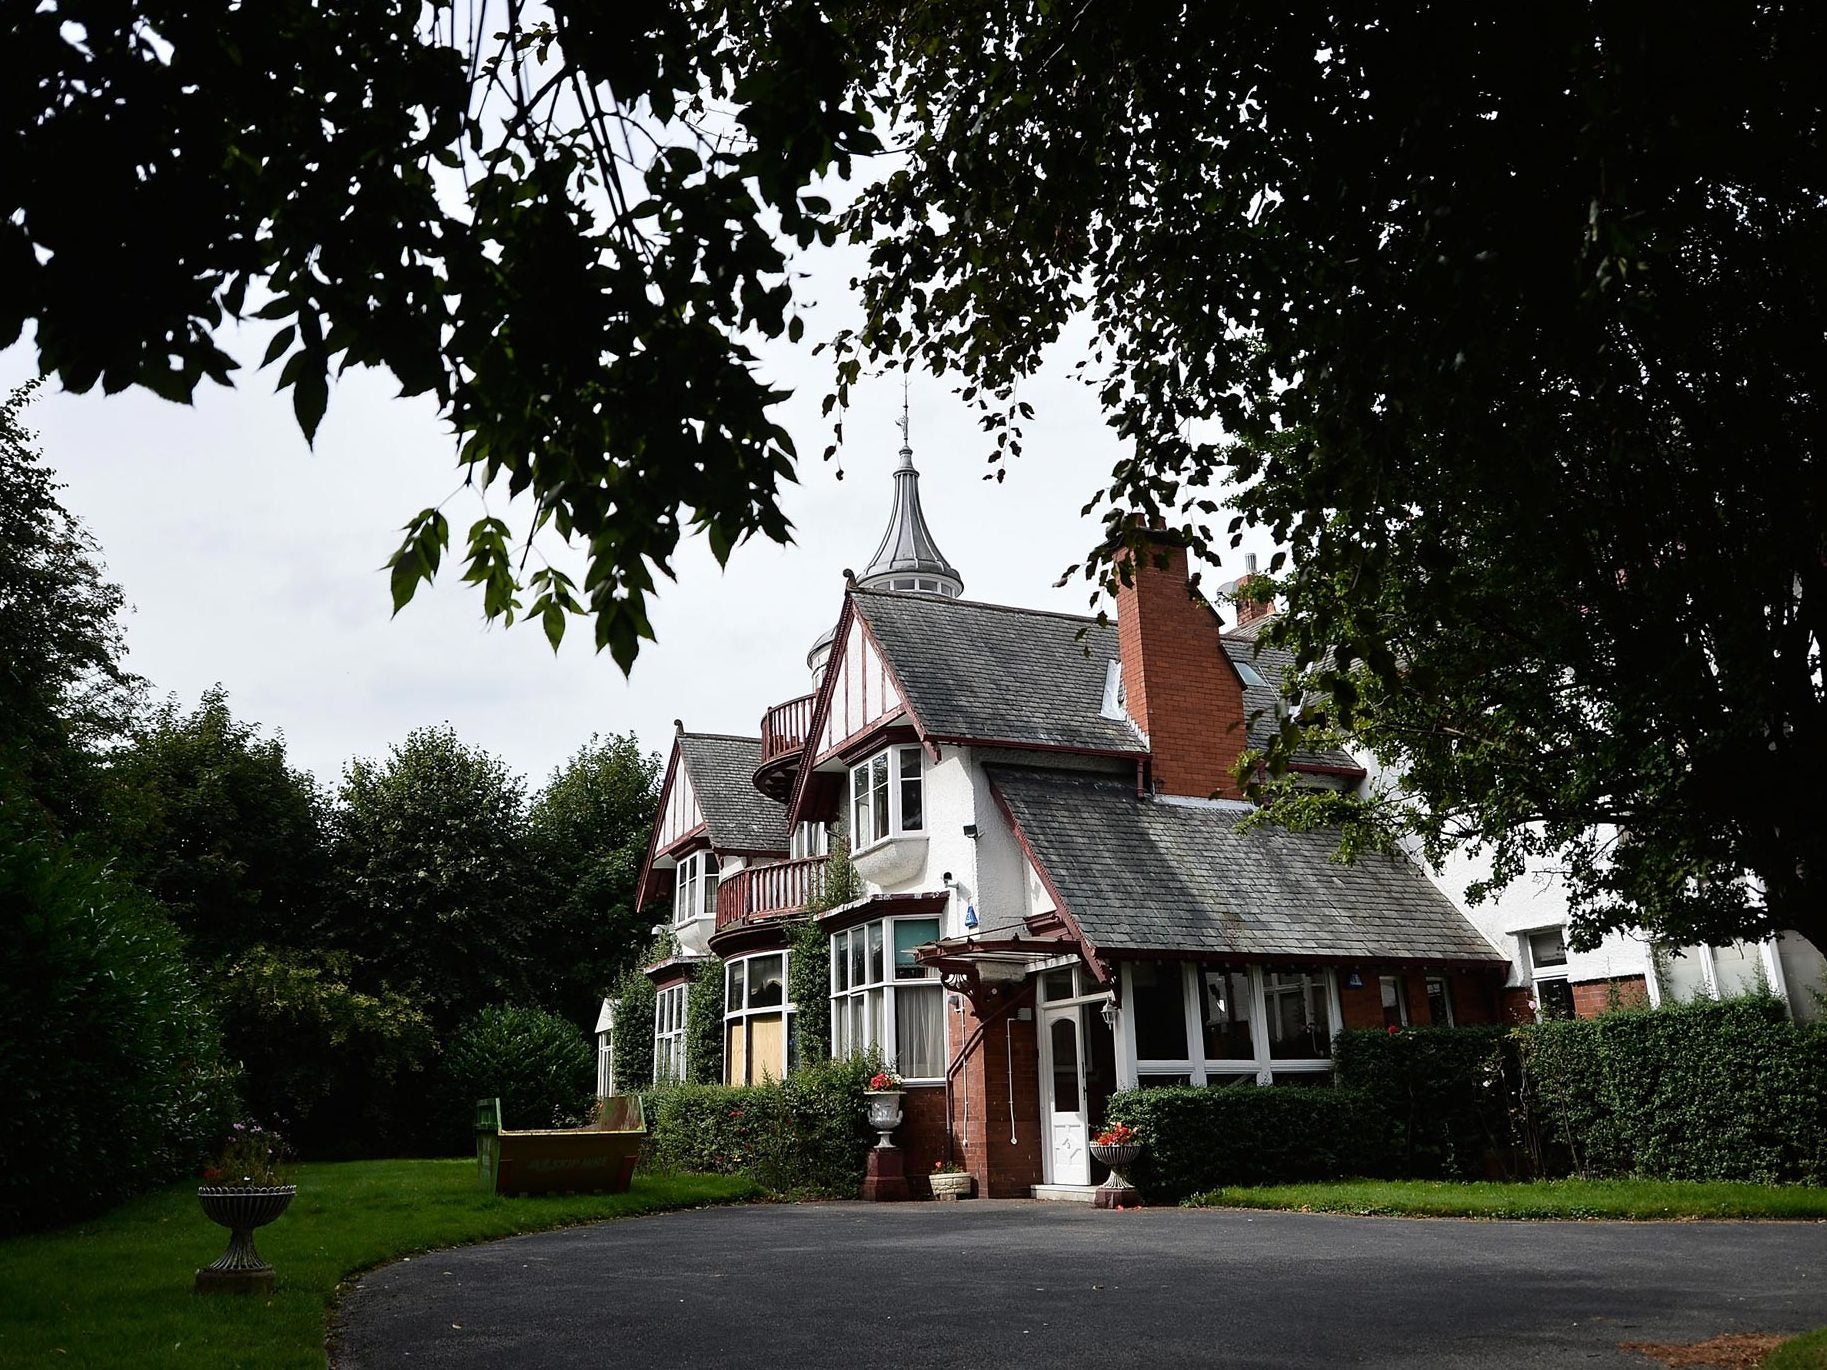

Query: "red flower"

xmin=1386 ymin=1023 xmax=1402 ymax=1035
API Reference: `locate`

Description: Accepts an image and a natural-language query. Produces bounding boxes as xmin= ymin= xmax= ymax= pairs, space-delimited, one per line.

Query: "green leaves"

xmin=387 ymin=508 xmax=449 ymax=616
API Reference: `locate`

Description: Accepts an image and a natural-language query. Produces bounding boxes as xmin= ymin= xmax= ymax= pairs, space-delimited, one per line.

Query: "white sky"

xmin=0 ymin=248 xmax=1271 ymax=792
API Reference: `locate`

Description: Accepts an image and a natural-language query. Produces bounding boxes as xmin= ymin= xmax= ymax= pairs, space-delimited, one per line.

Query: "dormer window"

xmin=849 ymin=745 xmax=925 ymax=849
xmin=672 ymin=850 xmax=720 ymax=927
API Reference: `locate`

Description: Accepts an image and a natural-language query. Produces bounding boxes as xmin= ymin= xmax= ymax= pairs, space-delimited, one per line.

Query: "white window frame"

xmin=723 ymin=951 xmax=795 ymax=1085
xmin=1520 ymin=926 xmax=1573 ymax=1020
xmin=1379 ymin=974 xmax=1410 ymax=1029
xmin=848 ymin=745 xmax=925 ymax=851
xmin=1117 ymin=961 xmax=1342 ymax=1088
xmin=829 ymin=914 xmax=945 ymax=1083
xmin=653 ymin=983 xmax=688 ymax=1082
xmin=672 ymin=849 xmax=720 ymax=928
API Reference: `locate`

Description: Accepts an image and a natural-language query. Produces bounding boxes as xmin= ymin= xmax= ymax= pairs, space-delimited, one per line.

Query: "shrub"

xmin=685 ymin=955 xmax=724 ymax=1084
xmin=1105 ymin=1085 xmax=1395 ymax=1202
xmin=610 ymin=967 xmax=656 ymax=1092
xmin=786 ymin=919 xmax=830 ymax=1070
xmin=215 ymin=947 xmax=438 ymax=1160
xmin=644 ymin=1055 xmax=876 ymax=1196
xmin=1333 ymin=1025 xmax=1514 ymax=1178
xmin=1519 ymin=995 xmax=1827 ymax=1183
xmin=0 ymin=799 xmax=237 ymax=1233
xmin=439 ymin=1006 xmax=595 ymax=1151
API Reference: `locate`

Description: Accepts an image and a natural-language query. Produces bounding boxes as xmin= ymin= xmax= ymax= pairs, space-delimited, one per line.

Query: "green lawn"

xmin=1768 ymin=1328 xmax=1827 ymax=1369
xmin=1190 ymin=1177 xmax=1827 ymax=1221
xmin=0 ymin=1160 xmax=759 ymax=1369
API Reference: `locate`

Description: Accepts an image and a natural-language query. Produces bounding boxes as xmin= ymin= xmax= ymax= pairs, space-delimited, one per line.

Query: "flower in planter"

xmin=204 ymin=1120 xmax=290 ymax=1188
xmin=867 ymin=1069 xmax=904 ymax=1092
xmin=932 ymin=1159 xmax=966 ymax=1174
xmin=1092 ymin=1122 xmax=1138 ymax=1148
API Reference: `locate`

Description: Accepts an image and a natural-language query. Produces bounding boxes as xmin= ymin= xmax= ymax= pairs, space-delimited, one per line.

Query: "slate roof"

xmin=989 ymin=766 xmax=1503 ymax=963
xmin=1221 ymin=630 xmax=1361 ymax=773
xmin=852 ymin=589 xmax=1146 ymax=754
xmin=677 ymin=733 xmax=790 ymax=852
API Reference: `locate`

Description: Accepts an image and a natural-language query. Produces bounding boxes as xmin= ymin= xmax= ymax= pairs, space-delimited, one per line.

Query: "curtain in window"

xmin=895 ymin=984 xmax=944 ymax=1079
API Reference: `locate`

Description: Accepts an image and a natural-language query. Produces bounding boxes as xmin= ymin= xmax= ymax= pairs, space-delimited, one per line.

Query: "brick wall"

xmin=1337 ymin=968 xmax=1504 ymax=1031
xmin=1501 ymin=987 xmax=1537 ymax=1023
xmin=893 ymin=1086 xmax=947 ymax=1199
xmin=944 ymin=987 xmax=1044 ymax=1198
xmin=1114 ymin=540 xmax=1249 ymax=799
xmin=1571 ymin=974 xmax=1649 ymax=1019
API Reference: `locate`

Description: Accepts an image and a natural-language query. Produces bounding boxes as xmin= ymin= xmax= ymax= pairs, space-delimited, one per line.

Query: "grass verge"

xmin=0 ymin=1159 xmax=759 ymax=1369
xmin=1188 ymin=1178 xmax=1827 ymax=1221
xmin=1768 ymin=1328 xmax=1827 ymax=1369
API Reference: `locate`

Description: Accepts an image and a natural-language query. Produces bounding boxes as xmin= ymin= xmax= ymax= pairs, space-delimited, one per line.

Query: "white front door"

xmin=1042 ymin=1006 xmax=1090 ymax=1184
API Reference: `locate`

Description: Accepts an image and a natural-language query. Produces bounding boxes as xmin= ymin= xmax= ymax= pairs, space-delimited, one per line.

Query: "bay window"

xmin=831 ymin=915 xmax=944 ymax=1080
xmin=724 ymin=952 xmax=793 ymax=1085
xmin=848 ymin=746 xmax=925 ymax=850
xmin=1122 ymin=961 xmax=1341 ymax=1085
xmin=653 ymin=983 xmax=688 ymax=1082
xmin=672 ymin=850 xmax=719 ymax=927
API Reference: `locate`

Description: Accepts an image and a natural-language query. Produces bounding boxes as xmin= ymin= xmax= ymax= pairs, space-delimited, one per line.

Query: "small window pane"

xmin=896 ymin=984 xmax=944 ymax=1078
xmin=727 ymin=961 xmax=745 ymax=1012
xmin=1200 ymin=968 xmax=1254 ymax=1061
xmin=1537 ymin=979 xmax=1575 ymax=1019
xmin=1426 ymin=976 xmax=1453 ymax=1026
xmin=748 ymin=954 xmax=784 ymax=1009
xmin=894 ymin=918 xmax=939 ymax=979
xmin=1050 ymin=1016 xmax=1081 ymax=1112
xmin=832 ymin=933 xmax=848 ymax=992
xmin=1529 ymin=928 xmax=1569 ymax=968
xmin=849 ymin=929 xmax=866 ymax=988
xmin=1136 ymin=1073 xmax=1191 ymax=1089
xmin=1380 ymin=975 xmax=1407 ymax=1029
xmin=1131 ymin=960 xmax=1190 ymax=1061
xmin=1041 ymin=970 xmax=1074 ymax=1002
xmin=871 ymin=755 xmax=890 ymax=843
xmin=867 ymin=921 xmax=885 ymax=984
xmin=898 ymin=747 xmax=924 ymax=831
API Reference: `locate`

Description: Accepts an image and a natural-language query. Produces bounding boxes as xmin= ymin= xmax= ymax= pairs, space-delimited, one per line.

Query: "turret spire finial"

xmin=897 ymin=374 xmax=912 ymax=466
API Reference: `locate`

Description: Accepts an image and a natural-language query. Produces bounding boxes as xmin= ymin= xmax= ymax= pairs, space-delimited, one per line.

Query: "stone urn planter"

xmin=864 ymin=1090 xmax=905 ymax=1147
xmin=1089 ymin=1142 xmax=1142 ymax=1210
xmin=929 ymin=1170 xmax=975 ymax=1201
xmin=195 ymin=1185 xmax=296 ymax=1294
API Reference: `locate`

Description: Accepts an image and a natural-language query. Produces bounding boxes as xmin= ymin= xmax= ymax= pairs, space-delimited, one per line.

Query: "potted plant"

xmin=929 ymin=1159 xmax=974 ymax=1201
xmin=1089 ymin=1121 xmax=1142 ymax=1206
xmin=195 ymin=1122 xmax=295 ymax=1294
xmin=864 ymin=1068 xmax=905 ymax=1146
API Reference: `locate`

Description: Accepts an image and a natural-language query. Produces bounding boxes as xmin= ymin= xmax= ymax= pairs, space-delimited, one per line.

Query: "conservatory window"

xmin=1262 ymin=968 xmax=1334 ymax=1061
xmin=1425 ymin=975 xmax=1455 ymax=1026
xmin=848 ymin=746 xmax=925 ymax=849
xmin=724 ymin=952 xmax=793 ymax=1086
xmin=1380 ymin=975 xmax=1409 ymax=1029
xmin=653 ymin=984 xmax=688 ymax=1083
xmin=672 ymin=850 xmax=720 ymax=927
xmin=831 ymin=915 xmax=943 ymax=1081
xmin=1121 ymin=962 xmax=1340 ymax=1086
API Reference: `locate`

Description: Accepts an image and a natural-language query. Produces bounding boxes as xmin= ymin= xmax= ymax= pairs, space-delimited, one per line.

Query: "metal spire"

xmin=859 ymin=381 xmax=964 ymax=596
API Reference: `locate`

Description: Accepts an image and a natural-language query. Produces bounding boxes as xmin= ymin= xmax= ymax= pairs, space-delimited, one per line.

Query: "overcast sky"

xmin=0 ymin=244 xmax=1271 ymax=794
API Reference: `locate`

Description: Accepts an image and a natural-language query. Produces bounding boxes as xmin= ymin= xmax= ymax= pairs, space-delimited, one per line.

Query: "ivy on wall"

xmin=685 ymin=955 xmax=726 ymax=1085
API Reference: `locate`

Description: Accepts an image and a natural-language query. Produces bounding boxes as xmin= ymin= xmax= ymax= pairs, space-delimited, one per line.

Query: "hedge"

xmin=1519 ymin=995 xmax=1827 ymax=1183
xmin=440 ymin=1005 xmax=596 ymax=1150
xmin=1104 ymin=1085 xmax=1394 ymax=1202
xmin=0 ymin=801 xmax=237 ymax=1233
xmin=1333 ymin=1025 xmax=1513 ymax=1179
xmin=643 ymin=1056 xmax=877 ymax=1196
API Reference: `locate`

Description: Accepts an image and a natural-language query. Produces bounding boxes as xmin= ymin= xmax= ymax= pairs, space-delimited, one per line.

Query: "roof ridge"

xmin=852 ymin=585 xmax=1112 ymax=631
xmin=680 ymin=731 xmax=763 ymax=744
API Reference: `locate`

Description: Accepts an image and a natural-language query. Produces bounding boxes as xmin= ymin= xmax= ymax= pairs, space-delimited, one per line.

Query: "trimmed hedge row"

xmin=1519 ymin=995 xmax=1827 ymax=1184
xmin=1105 ymin=1085 xmax=1392 ymax=1202
xmin=643 ymin=1056 xmax=877 ymax=1196
xmin=1108 ymin=997 xmax=1827 ymax=1201
xmin=1333 ymin=1025 xmax=1513 ymax=1179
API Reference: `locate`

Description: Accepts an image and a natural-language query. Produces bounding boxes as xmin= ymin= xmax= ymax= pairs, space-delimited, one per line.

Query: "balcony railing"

xmin=715 ymin=856 xmax=825 ymax=931
xmin=760 ymin=692 xmax=816 ymax=766
xmin=755 ymin=692 xmax=817 ymax=800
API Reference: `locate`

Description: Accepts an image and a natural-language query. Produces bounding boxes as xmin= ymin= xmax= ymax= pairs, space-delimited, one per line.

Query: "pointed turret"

xmin=857 ymin=389 xmax=964 ymax=598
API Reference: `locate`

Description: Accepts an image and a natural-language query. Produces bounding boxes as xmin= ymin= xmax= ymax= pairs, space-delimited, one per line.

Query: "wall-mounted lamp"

xmin=1344 ymin=971 xmax=1364 ymax=990
xmin=962 ymin=823 xmax=980 ymax=840
xmin=1099 ymin=996 xmax=1119 ymax=1029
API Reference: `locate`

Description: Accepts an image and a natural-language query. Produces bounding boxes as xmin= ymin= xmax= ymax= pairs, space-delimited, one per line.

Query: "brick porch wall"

xmin=1572 ymin=974 xmax=1649 ymax=1018
xmin=1337 ymin=968 xmax=1505 ymax=1031
xmin=946 ymin=986 xmax=1044 ymax=1198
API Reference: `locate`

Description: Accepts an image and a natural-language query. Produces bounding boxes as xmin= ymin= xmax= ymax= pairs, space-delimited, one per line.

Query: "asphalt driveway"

xmin=333 ymin=1200 xmax=1827 ymax=1369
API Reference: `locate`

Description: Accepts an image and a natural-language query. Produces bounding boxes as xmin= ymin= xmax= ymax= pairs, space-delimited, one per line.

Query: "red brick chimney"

xmin=1114 ymin=537 xmax=1250 ymax=799
xmin=1231 ymin=553 xmax=1275 ymax=629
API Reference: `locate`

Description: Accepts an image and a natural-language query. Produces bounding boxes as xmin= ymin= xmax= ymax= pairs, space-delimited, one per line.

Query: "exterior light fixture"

xmin=1100 ymin=997 xmax=1119 ymax=1029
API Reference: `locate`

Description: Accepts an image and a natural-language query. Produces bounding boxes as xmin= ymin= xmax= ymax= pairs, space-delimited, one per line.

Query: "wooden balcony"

xmin=754 ymin=692 xmax=816 ymax=800
xmin=715 ymin=857 xmax=825 ymax=931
